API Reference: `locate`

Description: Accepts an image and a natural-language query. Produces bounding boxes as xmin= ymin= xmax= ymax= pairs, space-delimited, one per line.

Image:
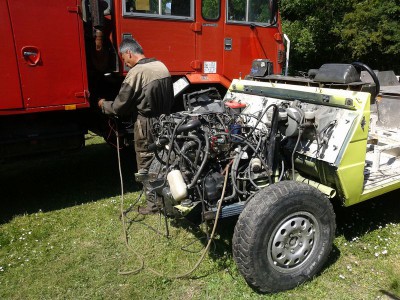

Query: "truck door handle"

xmin=23 ymin=51 xmax=37 ymax=56
xmin=21 ymin=46 xmax=41 ymax=66
xmin=224 ymin=38 xmax=232 ymax=51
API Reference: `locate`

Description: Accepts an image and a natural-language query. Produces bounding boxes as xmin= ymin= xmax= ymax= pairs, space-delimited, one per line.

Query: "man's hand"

xmin=98 ymin=99 xmax=105 ymax=109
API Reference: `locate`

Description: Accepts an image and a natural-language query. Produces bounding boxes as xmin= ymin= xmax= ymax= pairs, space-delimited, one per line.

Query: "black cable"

xmin=247 ymin=103 xmax=278 ymax=136
xmin=187 ymin=132 xmax=210 ymax=189
xmin=267 ymin=105 xmax=279 ymax=177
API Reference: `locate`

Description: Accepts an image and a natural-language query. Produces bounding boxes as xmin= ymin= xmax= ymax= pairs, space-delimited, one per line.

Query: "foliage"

xmin=280 ymin=0 xmax=353 ymax=74
xmin=202 ymin=0 xmax=220 ymax=20
xmin=280 ymin=0 xmax=400 ymax=74
xmin=338 ymin=0 xmax=400 ymax=71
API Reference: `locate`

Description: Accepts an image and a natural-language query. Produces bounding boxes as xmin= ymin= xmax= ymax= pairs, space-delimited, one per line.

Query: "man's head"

xmin=119 ymin=38 xmax=145 ymax=68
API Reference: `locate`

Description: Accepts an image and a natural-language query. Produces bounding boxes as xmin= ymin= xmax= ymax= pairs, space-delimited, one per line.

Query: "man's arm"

xmin=98 ymin=69 xmax=139 ymax=115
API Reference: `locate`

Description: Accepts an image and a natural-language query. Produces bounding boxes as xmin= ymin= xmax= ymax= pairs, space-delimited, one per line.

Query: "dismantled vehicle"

xmin=145 ymin=62 xmax=400 ymax=292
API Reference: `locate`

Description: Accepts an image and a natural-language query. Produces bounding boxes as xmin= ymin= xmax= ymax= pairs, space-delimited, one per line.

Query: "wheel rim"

xmin=268 ymin=211 xmax=320 ymax=272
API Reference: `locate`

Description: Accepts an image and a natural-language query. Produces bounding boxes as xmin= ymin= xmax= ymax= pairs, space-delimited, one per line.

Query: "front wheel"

xmin=232 ymin=181 xmax=336 ymax=293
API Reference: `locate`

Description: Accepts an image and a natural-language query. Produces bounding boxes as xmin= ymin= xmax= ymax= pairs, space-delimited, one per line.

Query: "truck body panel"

xmin=4 ymin=0 xmax=89 ymax=112
xmin=0 ymin=0 xmax=23 ymax=110
xmin=0 ymin=0 xmax=283 ymax=157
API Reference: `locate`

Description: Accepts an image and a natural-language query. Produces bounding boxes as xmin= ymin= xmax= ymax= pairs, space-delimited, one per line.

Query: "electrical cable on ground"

xmin=114 ymin=123 xmax=145 ymax=275
xmin=146 ymin=163 xmax=230 ymax=279
xmin=114 ymin=121 xmax=230 ymax=278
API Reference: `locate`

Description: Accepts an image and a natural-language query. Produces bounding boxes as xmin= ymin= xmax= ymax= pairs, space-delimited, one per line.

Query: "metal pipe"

xmin=283 ymin=34 xmax=290 ymax=76
xmin=294 ymin=173 xmax=336 ymax=198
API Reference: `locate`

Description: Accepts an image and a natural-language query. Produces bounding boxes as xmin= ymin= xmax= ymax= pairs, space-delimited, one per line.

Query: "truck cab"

xmin=0 ymin=0 xmax=283 ymax=158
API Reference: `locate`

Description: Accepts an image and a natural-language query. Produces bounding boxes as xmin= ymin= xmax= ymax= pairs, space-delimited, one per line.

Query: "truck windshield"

xmin=227 ymin=0 xmax=273 ymax=25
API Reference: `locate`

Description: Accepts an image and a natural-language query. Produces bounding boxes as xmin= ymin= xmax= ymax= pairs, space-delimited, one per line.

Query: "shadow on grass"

xmin=0 ymin=137 xmax=140 ymax=224
xmin=333 ymin=190 xmax=400 ymax=241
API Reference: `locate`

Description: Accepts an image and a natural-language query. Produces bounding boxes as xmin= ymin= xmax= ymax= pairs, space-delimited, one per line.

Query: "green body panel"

xmin=359 ymin=181 xmax=400 ymax=202
xmin=336 ymin=140 xmax=368 ymax=206
xmin=335 ymin=93 xmax=370 ymax=206
xmin=229 ymin=79 xmax=397 ymax=206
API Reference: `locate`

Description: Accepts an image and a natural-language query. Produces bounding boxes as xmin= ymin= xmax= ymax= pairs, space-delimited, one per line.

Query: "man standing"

xmin=98 ymin=37 xmax=174 ymax=214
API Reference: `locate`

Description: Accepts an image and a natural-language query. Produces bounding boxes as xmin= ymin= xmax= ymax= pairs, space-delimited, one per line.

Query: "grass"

xmin=1 ymin=134 xmax=400 ymax=299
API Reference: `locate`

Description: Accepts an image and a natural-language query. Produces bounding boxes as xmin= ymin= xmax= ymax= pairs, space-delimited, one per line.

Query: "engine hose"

xmin=247 ymin=103 xmax=279 ymax=136
xmin=217 ymin=132 xmax=272 ymax=184
xmin=231 ymin=146 xmax=247 ymax=195
xmin=267 ymin=105 xmax=279 ymax=177
xmin=174 ymin=138 xmax=196 ymax=170
xmin=216 ymin=113 xmax=228 ymax=132
xmin=291 ymin=123 xmax=305 ymax=181
xmin=165 ymin=116 xmax=188 ymax=171
xmin=222 ymin=185 xmax=236 ymax=201
xmin=187 ymin=132 xmax=210 ymax=189
xmin=153 ymin=136 xmax=171 ymax=166
xmin=177 ymin=134 xmax=202 ymax=167
xmin=278 ymin=159 xmax=285 ymax=182
xmin=254 ymin=133 xmax=264 ymax=153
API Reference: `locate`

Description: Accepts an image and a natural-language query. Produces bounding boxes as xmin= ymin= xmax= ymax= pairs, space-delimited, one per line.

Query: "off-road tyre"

xmin=232 ymin=181 xmax=336 ymax=293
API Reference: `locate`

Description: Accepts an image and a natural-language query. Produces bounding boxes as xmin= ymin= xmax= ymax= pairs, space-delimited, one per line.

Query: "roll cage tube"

xmin=352 ymin=62 xmax=380 ymax=100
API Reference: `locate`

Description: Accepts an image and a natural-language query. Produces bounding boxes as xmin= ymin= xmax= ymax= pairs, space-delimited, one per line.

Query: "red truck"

xmin=0 ymin=0 xmax=284 ymax=158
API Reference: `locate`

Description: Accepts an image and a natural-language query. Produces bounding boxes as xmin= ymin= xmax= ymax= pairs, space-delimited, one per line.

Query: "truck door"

xmin=193 ymin=0 xmax=282 ymax=86
xmin=223 ymin=0 xmax=283 ymax=78
xmin=193 ymin=0 xmax=225 ymax=81
xmin=7 ymin=0 xmax=88 ymax=109
xmin=0 ymin=0 xmax=23 ymax=110
xmin=117 ymin=0 xmax=196 ymax=74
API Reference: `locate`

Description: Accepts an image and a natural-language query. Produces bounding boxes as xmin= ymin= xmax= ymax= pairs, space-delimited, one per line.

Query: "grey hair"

xmin=119 ymin=37 xmax=144 ymax=55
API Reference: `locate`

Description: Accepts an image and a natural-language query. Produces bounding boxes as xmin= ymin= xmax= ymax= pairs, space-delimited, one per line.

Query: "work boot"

xmin=137 ymin=199 xmax=158 ymax=215
xmin=137 ymin=179 xmax=159 ymax=215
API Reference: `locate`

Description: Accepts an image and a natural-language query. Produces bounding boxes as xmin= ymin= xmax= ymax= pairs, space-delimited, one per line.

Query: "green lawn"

xmin=1 ymin=135 xmax=400 ymax=299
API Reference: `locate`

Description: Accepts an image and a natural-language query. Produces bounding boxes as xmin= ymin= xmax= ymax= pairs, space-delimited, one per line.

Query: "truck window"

xmin=227 ymin=0 xmax=272 ymax=24
xmin=202 ymin=0 xmax=220 ymax=21
xmin=124 ymin=0 xmax=193 ymax=19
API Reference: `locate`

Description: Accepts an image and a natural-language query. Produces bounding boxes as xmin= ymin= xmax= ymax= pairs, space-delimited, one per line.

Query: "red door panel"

xmin=116 ymin=0 xmax=196 ymax=74
xmin=8 ymin=0 xmax=87 ymax=108
xmin=119 ymin=19 xmax=196 ymax=73
xmin=223 ymin=25 xmax=282 ymax=79
xmin=0 ymin=0 xmax=23 ymax=110
xmin=223 ymin=0 xmax=283 ymax=78
xmin=194 ymin=3 xmax=225 ymax=79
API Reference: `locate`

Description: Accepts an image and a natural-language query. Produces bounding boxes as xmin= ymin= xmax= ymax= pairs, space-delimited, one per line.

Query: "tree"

xmin=280 ymin=0 xmax=400 ymax=74
xmin=338 ymin=0 xmax=400 ymax=72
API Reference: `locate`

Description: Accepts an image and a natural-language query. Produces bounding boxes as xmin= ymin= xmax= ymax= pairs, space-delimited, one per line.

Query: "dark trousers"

xmin=133 ymin=114 xmax=155 ymax=172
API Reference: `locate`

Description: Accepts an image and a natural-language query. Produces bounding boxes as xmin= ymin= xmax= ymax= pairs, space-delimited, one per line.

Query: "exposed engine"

xmin=145 ymin=63 xmax=379 ymax=222
xmin=148 ymin=99 xmax=340 ymax=221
